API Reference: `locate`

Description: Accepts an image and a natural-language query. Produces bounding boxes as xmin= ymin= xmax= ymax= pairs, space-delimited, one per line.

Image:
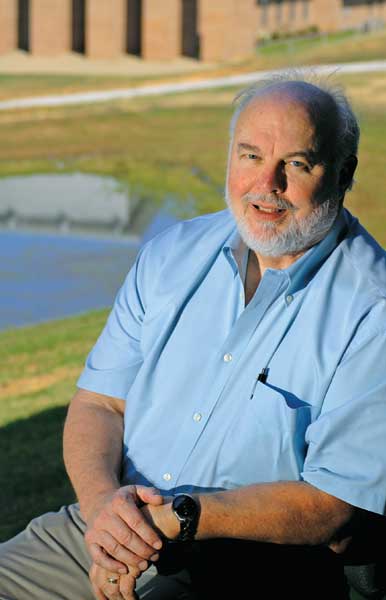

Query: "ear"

xmin=339 ymin=155 xmax=358 ymax=193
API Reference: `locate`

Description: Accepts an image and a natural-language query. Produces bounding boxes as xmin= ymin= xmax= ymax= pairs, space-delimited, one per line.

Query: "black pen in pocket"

xmin=249 ymin=323 xmax=290 ymax=399
xmin=249 ymin=368 xmax=269 ymax=399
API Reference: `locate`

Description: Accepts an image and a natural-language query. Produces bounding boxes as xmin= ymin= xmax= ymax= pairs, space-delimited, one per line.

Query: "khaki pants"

xmin=0 ymin=504 xmax=195 ymax=600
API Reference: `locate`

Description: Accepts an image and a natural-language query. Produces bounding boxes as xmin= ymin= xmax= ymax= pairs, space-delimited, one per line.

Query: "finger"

xmin=120 ymin=573 xmax=138 ymax=600
xmin=102 ymin=583 xmax=124 ymax=600
xmin=91 ymin=581 xmax=107 ymax=600
xmin=92 ymin=566 xmax=124 ymax=600
xmin=100 ymin=585 xmax=123 ymax=600
xmin=127 ymin=565 xmax=141 ymax=579
xmin=90 ymin=528 xmax=153 ymax=569
xmin=87 ymin=513 xmax=154 ymax=565
xmin=88 ymin=542 xmax=129 ymax=574
xmin=89 ymin=565 xmax=108 ymax=600
xmin=114 ymin=524 xmax=161 ymax=562
xmin=86 ymin=528 xmax=128 ymax=573
xmin=90 ymin=540 xmax=142 ymax=578
xmin=112 ymin=496 xmax=163 ymax=551
xmin=135 ymin=486 xmax=164 ymax=506
xmin=92 ymin=503 xmax=161 ymax=559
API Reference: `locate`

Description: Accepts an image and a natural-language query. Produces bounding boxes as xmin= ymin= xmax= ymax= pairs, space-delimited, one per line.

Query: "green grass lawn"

xmin=0 ymin=70 xmax=197 ymax=101
xmin=0 ymin=310 xmax=108 ymax=541
xmin=253 ymin=28 xmax=386 ymax=66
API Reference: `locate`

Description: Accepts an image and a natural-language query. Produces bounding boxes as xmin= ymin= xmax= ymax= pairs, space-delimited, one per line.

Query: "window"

xmin=18 ymin=0 xmax=29 ymax=51
xmin=72 ymin=0 xmax=85 ymax=54
xmin=343 ymin=0 xmax=377 ymax=5
xmin=276 ymin=0 xmax=283 ymax=24
xmin=303 ymin=0 xmax=309 ymax=20
xmin=259 ymin=0 xmax=269 ymax=25
xmin=127 ymin=0 xmax=142 ymax=56
xmin=182 ymin=0 xmax=199 ymax=59
xmin=289 ymin=0 xmax=296 ymax=22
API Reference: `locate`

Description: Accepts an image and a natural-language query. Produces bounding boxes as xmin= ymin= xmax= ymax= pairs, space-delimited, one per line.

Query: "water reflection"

xmin=0 ymin=173 xmax=133 ymax=236
xmin=0 ymin=173 xmax=180 ymax=330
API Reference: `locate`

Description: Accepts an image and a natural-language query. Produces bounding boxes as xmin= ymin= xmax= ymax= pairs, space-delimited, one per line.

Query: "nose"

xmin=251 ymin=162 xmax=286 ymax=195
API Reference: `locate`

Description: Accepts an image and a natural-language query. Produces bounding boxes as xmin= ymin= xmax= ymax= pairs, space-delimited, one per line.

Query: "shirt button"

xmin=239 ymin=292 xmax=243 ymax=300
xmin=286 ymin=294 xmax=294 ymax=304
xmin=223 ymin=353 xmax=233 ymax=362
xmin=163 ymin=473 xmax=172 ymax=482
xmin=193 ymin=412 xmax=202 ymax=422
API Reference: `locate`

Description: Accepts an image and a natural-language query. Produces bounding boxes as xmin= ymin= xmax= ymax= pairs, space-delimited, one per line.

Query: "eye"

xmin=287 ymin=160 xmax=310 ymax=172
xmin=247 ymin=153 xmax=258 ymax=160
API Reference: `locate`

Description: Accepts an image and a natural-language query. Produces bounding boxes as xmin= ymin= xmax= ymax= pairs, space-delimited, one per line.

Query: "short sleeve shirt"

xmin=78 ymin=208 xmax=386 ymax=515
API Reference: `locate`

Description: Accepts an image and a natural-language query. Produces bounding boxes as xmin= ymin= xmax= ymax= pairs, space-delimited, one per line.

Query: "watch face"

xmin=173 ymin=494 xmax=197 ymax=520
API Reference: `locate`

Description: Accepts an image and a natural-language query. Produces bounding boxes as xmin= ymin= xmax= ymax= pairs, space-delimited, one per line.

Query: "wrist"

xmin=142 ymin=502 xmax=180 ymax=541
xmin=80 ymin=485 xmax=120 ymax=524
xmin=163 ymin=502 xmax=181 ymax=540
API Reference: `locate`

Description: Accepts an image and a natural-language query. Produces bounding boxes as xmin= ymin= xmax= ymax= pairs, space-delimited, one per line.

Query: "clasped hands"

xmin=84 ymin=485 xmax=177 ymax=600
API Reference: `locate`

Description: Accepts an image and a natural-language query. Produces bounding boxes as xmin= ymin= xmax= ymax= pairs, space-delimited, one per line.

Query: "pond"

xmin=0 ymin=229 xmax=140 ymax=330
xmin=0 ymin=173 xmax=179 ymax=330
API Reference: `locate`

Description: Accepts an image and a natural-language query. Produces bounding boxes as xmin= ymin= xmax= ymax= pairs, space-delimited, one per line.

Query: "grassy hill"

xmin=0 ymin=310 xmax=108 ymax=541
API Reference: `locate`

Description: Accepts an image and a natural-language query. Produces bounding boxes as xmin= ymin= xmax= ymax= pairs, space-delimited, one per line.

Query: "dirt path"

xmin=0 ymin=60 xmax=386 ymax=111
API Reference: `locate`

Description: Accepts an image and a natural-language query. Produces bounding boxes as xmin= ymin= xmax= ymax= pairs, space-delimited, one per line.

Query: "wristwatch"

xmin=172 ymin=493 xmax=200 ymax=542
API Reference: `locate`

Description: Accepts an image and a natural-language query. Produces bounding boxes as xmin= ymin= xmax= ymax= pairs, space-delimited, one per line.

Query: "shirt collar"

xmin=285 ymin=207 xmax=350 ymax=295
xmin=223 ymin=208 xmax=351 ymax=294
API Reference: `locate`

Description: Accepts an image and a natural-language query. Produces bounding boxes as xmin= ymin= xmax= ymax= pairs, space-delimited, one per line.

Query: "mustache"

xmin=243 ymin=193 xmax=297 ymax=212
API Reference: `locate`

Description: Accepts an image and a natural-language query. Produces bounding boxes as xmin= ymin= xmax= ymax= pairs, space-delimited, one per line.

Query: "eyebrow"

xmin=237 ymin=143 xmax=262 ymax=154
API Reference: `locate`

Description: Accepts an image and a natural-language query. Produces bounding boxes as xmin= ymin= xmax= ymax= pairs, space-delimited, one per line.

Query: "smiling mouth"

xmin=252 ymin=204 xmax=287 ymax=214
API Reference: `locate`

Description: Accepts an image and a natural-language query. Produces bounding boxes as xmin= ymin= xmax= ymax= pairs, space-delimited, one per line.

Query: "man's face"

xmin=226 ymin=94 xmax=339 ymax=257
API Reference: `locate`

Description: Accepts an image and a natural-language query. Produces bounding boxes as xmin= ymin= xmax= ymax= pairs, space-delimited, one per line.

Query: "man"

xmin=1 ymin=73 xmax=386 ymax=600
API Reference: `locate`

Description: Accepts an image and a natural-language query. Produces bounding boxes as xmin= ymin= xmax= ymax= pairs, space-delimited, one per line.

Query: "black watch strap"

xmin=172 ymin=494 xmax=200 ymax=542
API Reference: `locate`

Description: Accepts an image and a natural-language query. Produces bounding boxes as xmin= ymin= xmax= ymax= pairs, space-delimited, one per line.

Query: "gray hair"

xmin=229 ymin=70 xmax=360 ymax=189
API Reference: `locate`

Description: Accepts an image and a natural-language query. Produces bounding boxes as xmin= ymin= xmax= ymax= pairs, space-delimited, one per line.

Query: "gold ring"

xmin=107 ymin=576 xmax=119 ymax=584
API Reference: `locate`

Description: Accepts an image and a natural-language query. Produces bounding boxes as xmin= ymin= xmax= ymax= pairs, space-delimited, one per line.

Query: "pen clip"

xmin=257 ymin=367 xmax=269 ymax=384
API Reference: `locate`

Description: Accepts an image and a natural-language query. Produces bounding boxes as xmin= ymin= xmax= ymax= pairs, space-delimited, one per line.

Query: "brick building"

xmin=0 ymin=0 xmax=385 ymax=62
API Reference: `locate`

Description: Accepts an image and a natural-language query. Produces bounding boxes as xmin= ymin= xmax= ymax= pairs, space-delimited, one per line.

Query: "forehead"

xmin=234 ymin=94 xmax=318 ymax=151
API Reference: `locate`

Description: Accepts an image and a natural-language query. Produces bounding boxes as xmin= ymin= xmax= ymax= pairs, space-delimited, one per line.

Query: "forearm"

xmin=197 ymin=481 xmax=354 ymax=546
xmin=149 ymin=481 xmax=354 ymax=548
xmin=63 ymin=388 xmax=125 ymax=521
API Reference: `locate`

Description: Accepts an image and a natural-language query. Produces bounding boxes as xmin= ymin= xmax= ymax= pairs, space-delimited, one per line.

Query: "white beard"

xmin=225 ymin=191 xmax=340 ymax=257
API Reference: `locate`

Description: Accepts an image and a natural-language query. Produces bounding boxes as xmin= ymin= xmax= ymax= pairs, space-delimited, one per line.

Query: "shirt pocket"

xmin=252 ymin=380 xmax=312 ymax=437
xmin=217 ymin=381 xmax=311 ymax=487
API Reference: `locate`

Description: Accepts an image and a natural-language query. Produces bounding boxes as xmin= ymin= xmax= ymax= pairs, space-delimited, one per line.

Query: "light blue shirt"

xmin=78 ymin=208 xmax=386 ymax=515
